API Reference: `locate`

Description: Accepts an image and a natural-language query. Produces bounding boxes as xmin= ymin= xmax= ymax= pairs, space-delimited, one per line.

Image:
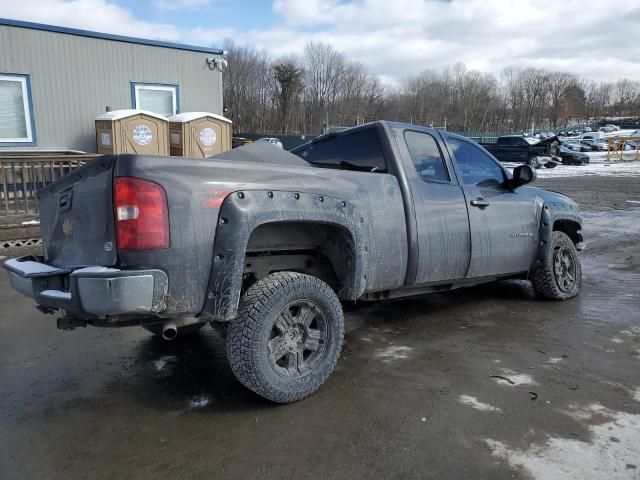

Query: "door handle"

xmin=59 ymin=192 xmax=72 ymax=212
xmin=470 ymin=198 xmax=490 ymax=209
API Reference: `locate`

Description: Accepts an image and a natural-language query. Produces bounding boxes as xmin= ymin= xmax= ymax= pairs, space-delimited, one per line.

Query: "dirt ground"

xmin=1 ymin=176 xmax=639 ymax=480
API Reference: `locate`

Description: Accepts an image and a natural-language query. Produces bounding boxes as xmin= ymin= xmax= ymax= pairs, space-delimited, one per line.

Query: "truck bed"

xmin=35 ymin=147 xmax=408 ymax=318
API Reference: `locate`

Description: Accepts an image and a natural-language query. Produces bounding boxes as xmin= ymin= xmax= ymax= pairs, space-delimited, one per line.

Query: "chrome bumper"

xmin=4 ymin=256 xmax=167 ymax=317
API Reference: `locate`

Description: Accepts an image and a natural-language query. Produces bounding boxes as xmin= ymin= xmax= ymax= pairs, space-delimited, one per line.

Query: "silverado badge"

xmin=62 ymin=219 xmax=73 ymax=236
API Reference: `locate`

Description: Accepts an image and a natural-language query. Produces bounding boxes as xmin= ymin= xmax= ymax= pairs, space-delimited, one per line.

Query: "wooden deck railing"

xmin=0 ymin=153 xmax=98 ymax=219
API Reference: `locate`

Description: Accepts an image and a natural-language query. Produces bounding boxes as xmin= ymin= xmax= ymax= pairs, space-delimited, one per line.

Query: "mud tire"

xmin=226 ymin=272 xmax=344 ymax=403
xmin=531 ymin=231 xmax=582 ymax=300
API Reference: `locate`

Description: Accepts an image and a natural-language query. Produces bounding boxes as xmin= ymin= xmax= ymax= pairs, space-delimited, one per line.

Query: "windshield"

xmin=524 ymin=137 xmax=540 ymax=145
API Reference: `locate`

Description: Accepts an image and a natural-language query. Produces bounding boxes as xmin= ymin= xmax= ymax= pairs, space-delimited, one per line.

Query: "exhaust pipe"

xmin=162 ymin=322 xmax=179 ymax=340
xmin=160 ymin=317 xmax=201 ymax=341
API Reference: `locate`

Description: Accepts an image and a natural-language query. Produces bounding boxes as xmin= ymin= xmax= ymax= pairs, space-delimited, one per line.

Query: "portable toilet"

xmin=95 ymin=109 xmax=169 ymax=156
xmin=168 ymin=112 xmax=232 ymax=158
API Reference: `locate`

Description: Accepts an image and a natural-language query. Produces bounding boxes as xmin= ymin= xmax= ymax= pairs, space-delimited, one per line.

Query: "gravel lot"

xmin=1 ymin=176 xmax=639 ymax=480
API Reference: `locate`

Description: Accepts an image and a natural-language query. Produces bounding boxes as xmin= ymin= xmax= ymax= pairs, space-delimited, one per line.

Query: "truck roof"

xmin=294 ymin=120 xmax=448 ymax=150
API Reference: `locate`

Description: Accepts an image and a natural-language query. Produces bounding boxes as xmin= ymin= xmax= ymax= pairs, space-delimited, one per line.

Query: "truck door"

xmin=398 ymin=129 xmax=471 ymax=284
xmin=444 ymin=134 xmax=539 ymax=278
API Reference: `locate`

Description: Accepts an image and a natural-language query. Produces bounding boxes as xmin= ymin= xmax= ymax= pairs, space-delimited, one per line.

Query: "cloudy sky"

xmin=2 ymin=0 xmax=639 ymax=84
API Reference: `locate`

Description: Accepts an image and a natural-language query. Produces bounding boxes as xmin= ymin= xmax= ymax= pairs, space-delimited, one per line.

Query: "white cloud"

xmin=0 ymin=0 xmax=180 ymax=42
xmin=153 ymin=0 xmax=211 ymax=11
xmin=191 ymin=0 xmax=640 ymax=83
xmin=2 ymin=0 xmax=640 ymax=83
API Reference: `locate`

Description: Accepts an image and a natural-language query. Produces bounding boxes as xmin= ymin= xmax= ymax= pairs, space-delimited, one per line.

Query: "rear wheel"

xmin=531 ymin=231 xmax=582 ymax=300
xmin=226 ymin=272 xmax=344 ymax=403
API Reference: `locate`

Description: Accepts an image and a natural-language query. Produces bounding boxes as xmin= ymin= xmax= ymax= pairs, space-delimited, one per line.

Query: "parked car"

xmin=257 ymin=137 xmax=284 ymax=148
xmin=563 ymin=140 xmax=591 ymax=152
xmin=581 ymin=132 xmax=604 ymax=141
xmin=580 ymin=139 xmax=608 ymax=151
xmin=232 ymin=137 xmax=252 ymax=148
xmin=557 ymin=144 xmax=590 ymax=165
xmin=481 ymin=135 xmax=560 ymax=168
xmin=608 ymin=139 xmax=634 ymax=151
xmin=4 ymin=122 xmax=584 ymax=403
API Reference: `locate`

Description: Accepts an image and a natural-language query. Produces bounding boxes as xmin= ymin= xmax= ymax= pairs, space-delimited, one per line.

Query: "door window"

xmin=404 ymin=130 xmax=450 ymax=183
xmin=448 ymin=137 xmax=506 ymax=187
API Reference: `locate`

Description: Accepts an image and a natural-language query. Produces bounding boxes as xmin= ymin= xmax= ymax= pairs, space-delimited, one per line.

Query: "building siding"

xmin=0 ymin=24 xmax=224 ymax=152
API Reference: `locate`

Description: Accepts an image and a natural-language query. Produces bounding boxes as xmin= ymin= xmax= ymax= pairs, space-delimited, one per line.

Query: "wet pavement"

xmin=1 ymin=176 xmax=639 ymax=480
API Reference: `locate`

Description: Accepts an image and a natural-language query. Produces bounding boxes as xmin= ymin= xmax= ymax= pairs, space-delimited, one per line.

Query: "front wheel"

xmin=531 ymin=231 xmax=582 ymax=300
xmin=226 ymin=272 xmax=344 ymax=403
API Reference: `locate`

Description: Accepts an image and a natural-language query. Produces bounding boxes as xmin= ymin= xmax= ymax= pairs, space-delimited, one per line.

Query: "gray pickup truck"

xmin=4 ymin=121 xmax=584 ymax=403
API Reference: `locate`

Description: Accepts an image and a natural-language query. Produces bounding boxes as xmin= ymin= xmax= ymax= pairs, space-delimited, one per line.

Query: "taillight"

xmin=113 ymin=177 xmax=169 ymax=250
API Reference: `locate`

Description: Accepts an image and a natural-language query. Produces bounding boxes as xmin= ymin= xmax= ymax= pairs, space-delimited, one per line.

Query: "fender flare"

xmin=200 ymin=189 xmax=368 ymax=321
xmin=536 ymin=203 xmax=583 ymax=266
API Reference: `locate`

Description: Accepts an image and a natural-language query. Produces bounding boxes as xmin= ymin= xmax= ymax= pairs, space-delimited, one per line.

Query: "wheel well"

xmin=553 ymin=219 xmax=581 ymax=245
xmin=243 ymin=222 xmax=355 ymax=296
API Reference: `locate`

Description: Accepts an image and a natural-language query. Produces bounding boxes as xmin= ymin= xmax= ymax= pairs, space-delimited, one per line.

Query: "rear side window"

xmin=404 ymin=130 xmax=450 ymax=183
xmin=294 ymin=129 xmax=387 ymax=173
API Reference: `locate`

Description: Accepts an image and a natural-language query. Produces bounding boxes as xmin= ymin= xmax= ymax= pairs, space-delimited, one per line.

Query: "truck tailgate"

xmin=38 ymin=157 xmax=117 ymax=268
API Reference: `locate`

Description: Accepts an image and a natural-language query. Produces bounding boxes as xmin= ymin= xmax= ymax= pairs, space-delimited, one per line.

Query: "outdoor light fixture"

xmin=207 ymin=57 xmax=228 ymax=72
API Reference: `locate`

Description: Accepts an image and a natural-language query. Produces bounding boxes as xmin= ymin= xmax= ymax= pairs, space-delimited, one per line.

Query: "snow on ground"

xmin=485 ymin=403 xmax=640 ymax=480
xmin=535 ymin=160 xmax=640 ymax=178
xmin=458 ymin=395 xmax=502 ymax=412
xmin=504 ymin=149 xmax=640 ymax=178
xmin=502 ymin=129 xmax=640 ymax=178
xmin=374 ymin=345 xmax=414 ymax=362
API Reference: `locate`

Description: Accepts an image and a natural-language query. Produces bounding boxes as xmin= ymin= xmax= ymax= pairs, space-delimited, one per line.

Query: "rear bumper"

xmin=4 ymin=256 xmax=167 ymax=317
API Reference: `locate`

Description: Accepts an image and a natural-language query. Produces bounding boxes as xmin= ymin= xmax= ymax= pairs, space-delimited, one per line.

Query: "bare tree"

xmin=302 ymin=42 xmax=347 ymax=131
xmin=547 ymin=71 xmax=579 ymax=127
xmin=221 ymin=39 xmax=639 ymax=135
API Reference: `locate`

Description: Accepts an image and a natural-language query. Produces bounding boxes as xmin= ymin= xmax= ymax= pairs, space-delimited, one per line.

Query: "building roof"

xmin=95 ymin=109 xmax=168 ymax=121
xmin=0 ymin=17 xmax=223 ymax=55
xmin=168 ymin=112 xmax=232 ymax=123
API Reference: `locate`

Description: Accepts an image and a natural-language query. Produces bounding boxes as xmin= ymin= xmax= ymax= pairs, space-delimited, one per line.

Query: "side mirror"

xmin=511 ymin=164 xmax=536 ymax=189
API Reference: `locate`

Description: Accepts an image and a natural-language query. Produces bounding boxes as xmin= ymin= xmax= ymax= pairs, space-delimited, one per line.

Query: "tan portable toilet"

xmin=96 ymin=109 xmax=169 ymax=155
xmin=168 ymin=112 xmax=232 ymax=158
